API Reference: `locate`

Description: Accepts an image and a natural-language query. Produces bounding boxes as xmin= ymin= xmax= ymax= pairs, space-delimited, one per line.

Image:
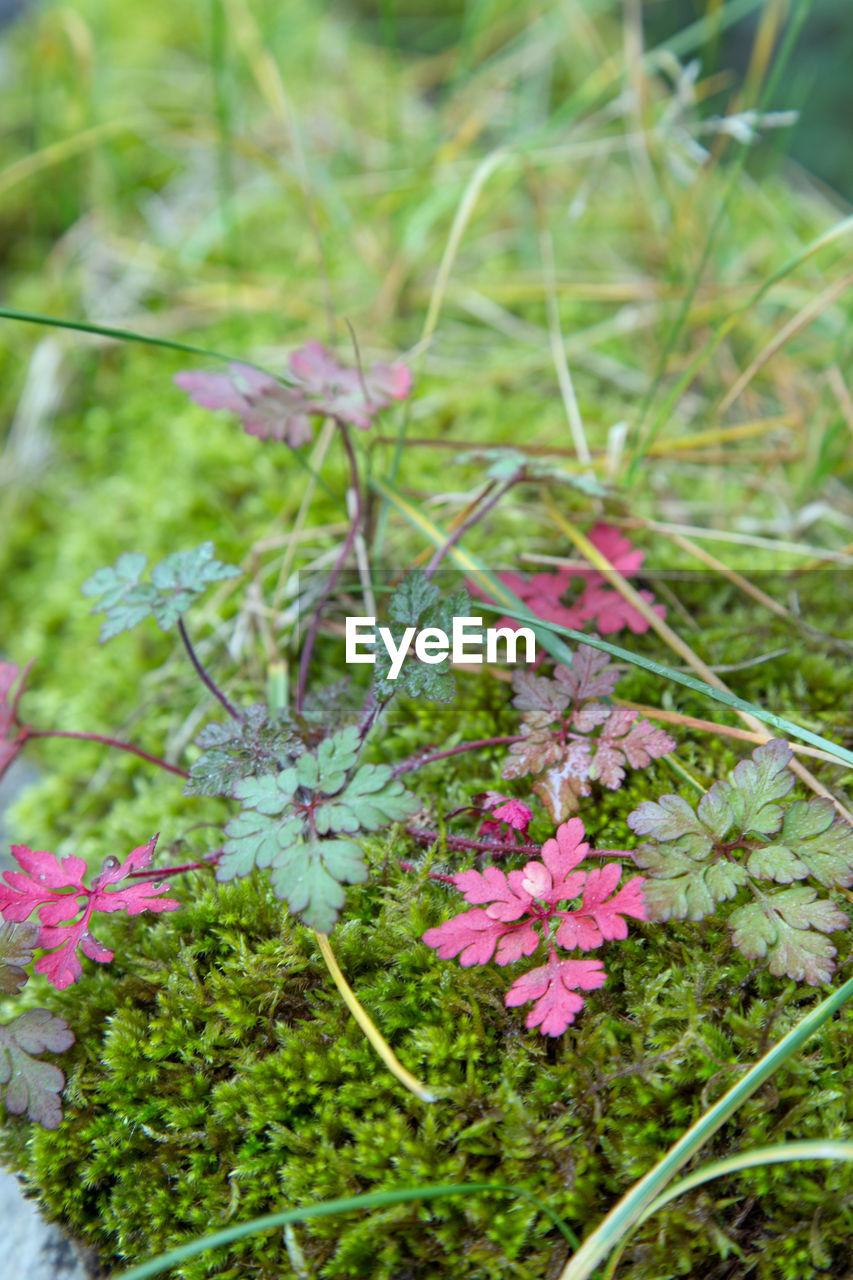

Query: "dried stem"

xmin=314 ymin=930 xmax=436 ymax=1103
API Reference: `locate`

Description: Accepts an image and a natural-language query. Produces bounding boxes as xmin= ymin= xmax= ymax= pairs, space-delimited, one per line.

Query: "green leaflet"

xmin=219 ymin=729 xmax=419 ymax=932
xmin=82 ymin=542 xmax=241 ymax=641
xmin=374 ymin=576 xmax=471 ymax=703
xmin=729 ymin=888 xmax=849 ymax=986
xmin=629 ymin=741 xmax=853 ymax=984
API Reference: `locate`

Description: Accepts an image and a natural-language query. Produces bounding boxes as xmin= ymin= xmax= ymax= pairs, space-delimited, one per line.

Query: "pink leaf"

xmin=490 ymin=798 xmax=533 ymax=832
xmin=505 ymin=954 xmax=606 ymax=1035
xmin=451 ymin=867 xmax=532 ymax=922
xmin=539 ymin=819 xmax=591 ymax=897
xmin=421 ymin=909 xmax=538 ymax=967
xmin=289 ymin=340 xmax=412 ymax=431
xmin=555 ymin=871 xmax=647 ymax=950
xmin=0 ymin=839 xmax=179 ymax=990
xmin=175 ymin=364 xmax=314 ymax=446
xmin=34 ymin=936 xmax=84 ymax=991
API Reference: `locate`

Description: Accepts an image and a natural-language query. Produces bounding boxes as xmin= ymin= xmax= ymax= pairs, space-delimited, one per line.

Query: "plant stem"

xmin=128 ymin=860 xmax=219 ymax=880
xmin=406 ymin=828 xmax=540 ymax=857
xmin=178 ymin=618 xmax=241 ymax=721
xmin=424 ymin=474 xmax=520 ymax=579
xmin=26 ymin=729 xmax=189 ymax=778
xmin=295 ymin=424 xmax=362 ymax=713
xmin=314 ymin=931 xmax=436 ymax=1104
xmin=392 ymin=736 xmax=522 ymax=777
xmin=398 ymin=861 xmax=456 ymax=885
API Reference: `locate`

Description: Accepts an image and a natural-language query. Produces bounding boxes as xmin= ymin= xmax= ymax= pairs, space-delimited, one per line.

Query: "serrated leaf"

xmin=183 ymin=704 xmax=302 ymax=797
xmin=313 ymin=727 xmax=360 ymax=792
xmin=729 ymin=887 xmax=849 ymax=984
xmin=233 ymin=769 xmax=299 ymax=815
xmin=634 ymin=845 xmax=747 ymax=921
xmin=749 ymin=799 xmax=853 ymax=889
xmin=388 ymin=574 xmax=441 ymax=625
xmin=266 ymin=837 xmax=369 ymax=934
xmin=82 ymin=542 xmax=240 ymax=641
xmin=0 ymin=921 xmax=38 ymax=993
xmin=0 ymin=1010 xmax=74 ymax=1128
xmin=720 ymin=739 xmax=795 ymax=835
xmin=319 ymin=765 xmax=419 ymax=833
xmin=374 ymin=579 xmax=471 ymax=704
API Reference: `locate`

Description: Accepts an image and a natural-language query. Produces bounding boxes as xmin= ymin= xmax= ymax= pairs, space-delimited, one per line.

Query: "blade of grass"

xmin=0 ymin=308 xmax=338 ymax=499
xmin=111 ymin=1181 xmax=579 ymax=1280
xmin=626 ymin=0 xmax=816 ymax=481
xmin=601 ymin=1140 xmax=853 ymax=1280
xmin=544 ymin=500 xmax=853 ymax=820
xmin=0 ymin=306 xmax=250 ymax=365
xmin=371 ymin=475 xmax=853 ymax=768
xmin=629 ymin=208 xmax=853 ymax=481
xmin=555 ymin=971 xmax=853 ymax=1280
xmin=718 ymin=271 xmax=853 ymax=412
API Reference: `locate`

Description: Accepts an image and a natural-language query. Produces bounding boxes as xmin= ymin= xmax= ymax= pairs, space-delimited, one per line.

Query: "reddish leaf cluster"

xmin=422 ymin=818 xmax=646 ymax=1035
xmin=0 ymin=837 xmax=180 ymax=990
xmin=476 ymin=524 xmax=665 ymax=637
xmin=502 ymin=646 xmax=675 ymax=821
xmin=476 ymin=793 xmax=534 ymax=845
xmin=175 ymin=340 xmax=412 ymax=443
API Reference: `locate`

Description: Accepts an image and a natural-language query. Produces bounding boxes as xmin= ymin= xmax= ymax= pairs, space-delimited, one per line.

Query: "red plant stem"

xmin=178 ymin=618 xmax=241 ymax=721
xmin=392 ymin=736 xmax=522 ymax=777
xmin=126 ymin=856 xmax=220 ymax=880
xmin=406 ymin=828 xmax=634 ymax=858
xmin=25 ymin=729 xmax=189 ymax=778
xmin=424 ymin=472 xmax=522 ymax=578
xmin=295 ymin=424 xmax=362 ymax=714
xmin=398 ymin=860 xmax=456 ymax=885
xmin=406 ymin=827 xmax=541 ymax=856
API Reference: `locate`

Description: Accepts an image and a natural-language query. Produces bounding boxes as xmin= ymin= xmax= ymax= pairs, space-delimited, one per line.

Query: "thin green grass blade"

xmin=555 ymin=973 xmax=853 ymax=1280
xmin=0 ymin=306 xmax=250 ymax=366
xmin=602 ymin=1140 xmax=853 ymax=1280
xmin=0 ymin=307 xmax=338 ymax=498
xmin=372 ymin=476 xmax=853 ymax=768
xmin=629 ymin=205 xmax=853 ymax=482
xmin=110 ymin=1181 xmax=578 ymax=1280
xmin=626 ymin=0 xmax=816 ymax=481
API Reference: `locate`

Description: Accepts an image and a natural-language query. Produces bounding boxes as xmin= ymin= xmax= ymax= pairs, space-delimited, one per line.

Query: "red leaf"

xmin=490 ymin=798 xmax=533 ymax=832
xmin=0 ymin=838 xmax=179 ymax=990
xmin=555 ymin=870 xmax=647 ymax=950
xmin=505 ymin=953 xmax=606 ymax=1035
xmin=421 ymin=908 xmax=539 ymax=966
xmin=473 ymin=525 xmax=665 ymax=637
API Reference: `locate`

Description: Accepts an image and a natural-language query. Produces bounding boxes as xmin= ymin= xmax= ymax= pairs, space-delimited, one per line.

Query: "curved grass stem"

xmin=314 ymin=931 xmax=436 ymax=1104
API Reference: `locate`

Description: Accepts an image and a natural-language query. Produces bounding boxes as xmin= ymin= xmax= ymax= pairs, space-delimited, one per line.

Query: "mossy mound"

xmin=1 ymin=860 xmax=853 ymax=1280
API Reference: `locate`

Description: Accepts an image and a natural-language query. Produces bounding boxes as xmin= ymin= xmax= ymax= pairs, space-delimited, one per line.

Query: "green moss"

xmin=3 ymin=868 xmax=853 ymax=1280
